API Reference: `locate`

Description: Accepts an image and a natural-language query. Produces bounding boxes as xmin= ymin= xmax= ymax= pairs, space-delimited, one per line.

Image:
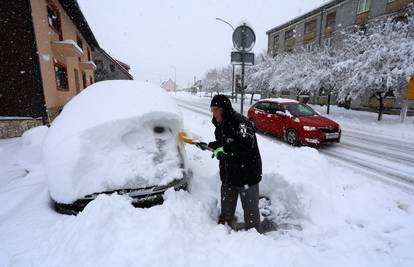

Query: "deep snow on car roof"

xmin=46 ymin=80 xmax=182 ymax=146
xmin=43 ymin=80 xmax=185 ymax=204
xmin=258 ymin=98 xmax=299 ymax=104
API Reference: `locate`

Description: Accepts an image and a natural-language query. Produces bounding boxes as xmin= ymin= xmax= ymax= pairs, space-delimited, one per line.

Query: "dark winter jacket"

xmin=208 ymin=109 xmax=262 ymax=187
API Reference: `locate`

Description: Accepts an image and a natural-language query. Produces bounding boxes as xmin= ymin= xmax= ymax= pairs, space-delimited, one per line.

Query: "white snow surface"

xmin=1 ymin=92 xmax=414 ymax=266
xmin=43 ymin=80 xmax=184 ymax=203
xmin=260 ymin=97 xmax=299 ymax=103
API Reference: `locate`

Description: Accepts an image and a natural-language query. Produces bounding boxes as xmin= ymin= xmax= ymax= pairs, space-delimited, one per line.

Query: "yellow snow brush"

xmin=177 ymin=131 xmax=213 ymax=151
xmin=177 ymin=131 xmax=196 ymax=144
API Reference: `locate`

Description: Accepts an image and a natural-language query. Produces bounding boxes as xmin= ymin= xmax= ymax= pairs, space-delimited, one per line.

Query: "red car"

xmin=247 ymin=98 xmax=341 ymax=146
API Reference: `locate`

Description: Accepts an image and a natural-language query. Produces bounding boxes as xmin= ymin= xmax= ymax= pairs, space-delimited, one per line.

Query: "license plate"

xmin=325 ymin=132 xmax=339 ymax=139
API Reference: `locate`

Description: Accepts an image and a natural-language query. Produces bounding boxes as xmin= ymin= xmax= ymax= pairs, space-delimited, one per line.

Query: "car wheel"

xmin=286 ymin=129 xmax=300 ymax=146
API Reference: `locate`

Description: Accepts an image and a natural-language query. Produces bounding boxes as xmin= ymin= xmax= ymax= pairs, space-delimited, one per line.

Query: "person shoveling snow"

xmin=181 ymin=95 xmax=263 ymax=232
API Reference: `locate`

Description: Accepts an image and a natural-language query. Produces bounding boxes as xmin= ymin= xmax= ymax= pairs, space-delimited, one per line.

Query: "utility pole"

xmin=240 ymin=32 xmax=246 ymax=115
xmin=232 ymin=64 xmax=235 ymax=102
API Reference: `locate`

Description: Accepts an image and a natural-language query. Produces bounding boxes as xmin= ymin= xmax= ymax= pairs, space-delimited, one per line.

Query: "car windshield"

xmin=283 ymin=103 xmax=317 ymax=117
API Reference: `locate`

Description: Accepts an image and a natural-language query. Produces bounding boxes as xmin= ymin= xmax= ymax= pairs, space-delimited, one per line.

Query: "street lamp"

xmin=215 ymin=17 xmax=235 ymax=31
xmin=215 ymin=17 xmax=236 ymax=103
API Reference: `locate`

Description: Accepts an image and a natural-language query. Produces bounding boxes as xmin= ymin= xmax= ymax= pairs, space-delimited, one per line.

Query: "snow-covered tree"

xmin=246 ymin=53 xmax=274 ymax=99
xmin=203 ymin=5 xmax=414 ymax=120
xmin=336 ymin=4 xmax=414 ymax=120
xmin=312 ymin=46 xmax=350 ymax=114
xmin=267 ymin=50 xmax=321 ymax=101
xmin=201 ymin=66 xmax=232 ymax=97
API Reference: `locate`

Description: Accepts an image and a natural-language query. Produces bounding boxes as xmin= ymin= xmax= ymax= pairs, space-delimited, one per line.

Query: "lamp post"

xmin=215 ymin=17 xmax=236 ymax=102
xmin=215 ymin=18 xmax=234 ymax=31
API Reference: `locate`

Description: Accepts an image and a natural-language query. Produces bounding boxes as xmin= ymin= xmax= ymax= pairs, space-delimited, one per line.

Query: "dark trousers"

xmin=220 ymin=182 xmax=261 ymax=232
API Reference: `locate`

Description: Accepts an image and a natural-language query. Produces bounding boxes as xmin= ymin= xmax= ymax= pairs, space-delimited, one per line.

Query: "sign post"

xmin=231 ymin=23 xmax=255 ymax=115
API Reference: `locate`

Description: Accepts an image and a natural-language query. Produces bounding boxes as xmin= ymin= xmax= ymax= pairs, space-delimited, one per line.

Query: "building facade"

xmin=0 ymin=0 xmax=99 ymax=138
xmin=266 ymin=0 xmax=414 ymax=111
xmin=267 ymin=0 xmax=413 ymax=55
xmin=93 ymin=48 xmax=133 ymax=82
xmin=161 ymin=79 xmax=177 ymax=92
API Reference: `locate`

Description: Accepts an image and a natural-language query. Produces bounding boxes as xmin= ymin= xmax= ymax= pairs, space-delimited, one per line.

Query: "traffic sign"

xmin=232 ymin=24 xmax=256 ymax=52
xmin=231 ymin=51 xmax=254 ymax=65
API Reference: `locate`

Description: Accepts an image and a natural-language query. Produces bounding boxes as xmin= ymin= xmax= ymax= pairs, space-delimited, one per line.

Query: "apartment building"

xmin=265 ymin=0 xmax=413 ymax=111
xmin=0 ymin=0 xmax=99 ymax=138
xmin=267 ymin=0 xmax=413 ymax=55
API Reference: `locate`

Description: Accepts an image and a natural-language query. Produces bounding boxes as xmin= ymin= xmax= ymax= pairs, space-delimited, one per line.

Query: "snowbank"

xmin=18 ymin=126 xmax=48 ymax=167
xmin=43 ymin=81 xmax=184 ymax=204
xmin=2 ymin=98 xmax=414 ymax=266
xmin=310 ymin=104 xmax=414 ymax=140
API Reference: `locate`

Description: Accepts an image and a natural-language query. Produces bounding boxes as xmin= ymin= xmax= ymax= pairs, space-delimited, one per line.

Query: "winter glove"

xmin=195 ymin=142 xmax=209 ymax=151
xmin=211 ymin=146 xmax=225 ymax=160
xmin=208 ymin=141 xmax=221 ymax=150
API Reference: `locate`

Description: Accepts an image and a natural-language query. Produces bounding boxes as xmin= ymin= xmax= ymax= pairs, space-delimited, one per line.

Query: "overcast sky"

xmin=78 ymin=0 xmax=327 ymax=88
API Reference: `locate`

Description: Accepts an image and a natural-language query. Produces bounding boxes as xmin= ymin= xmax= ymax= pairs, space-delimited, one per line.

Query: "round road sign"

xmin=232 ymin=24 xmax=256 ymax=52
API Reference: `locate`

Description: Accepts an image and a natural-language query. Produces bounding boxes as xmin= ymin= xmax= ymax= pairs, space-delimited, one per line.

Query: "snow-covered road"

xmin=173 ymin=95 xmax=414 ymax=191
xmin=1 ymin=93 xmax=414 ymax=266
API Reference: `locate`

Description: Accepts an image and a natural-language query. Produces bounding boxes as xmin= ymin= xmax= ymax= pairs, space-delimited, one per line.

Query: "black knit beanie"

xmin=210 ymin=95 xmax=232 ymax=110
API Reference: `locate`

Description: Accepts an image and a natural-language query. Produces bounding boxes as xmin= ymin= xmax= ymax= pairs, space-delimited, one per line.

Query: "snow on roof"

xmin=259 ymin=98 xmax=299 ymax=104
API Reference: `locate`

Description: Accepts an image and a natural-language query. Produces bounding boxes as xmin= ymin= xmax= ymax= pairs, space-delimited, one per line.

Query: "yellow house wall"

xmin=30 ymin=0 xmax=95 ymax=120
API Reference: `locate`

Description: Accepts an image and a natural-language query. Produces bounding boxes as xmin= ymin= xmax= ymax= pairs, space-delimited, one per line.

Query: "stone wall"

xmin=0 ymin=118 xmax=44 ymax=139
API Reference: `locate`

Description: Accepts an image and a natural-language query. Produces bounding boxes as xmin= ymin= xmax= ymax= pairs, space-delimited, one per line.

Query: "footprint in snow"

xmin=345 ymin=219 xmax=365 ymax=229
xmin=395 ymin=201 xmax=409 ymax=213
xmin=383 ymin=224 xmax=404 ymax=234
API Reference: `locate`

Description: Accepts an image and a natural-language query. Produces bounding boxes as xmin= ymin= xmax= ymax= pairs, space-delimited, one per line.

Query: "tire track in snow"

xmin=342 ymin=132 xmax=414 ymax=154
xmin=176 ymin=98 xmax=414 ymax=163
xmin=333 ymin=141 xmax=414 ymax=165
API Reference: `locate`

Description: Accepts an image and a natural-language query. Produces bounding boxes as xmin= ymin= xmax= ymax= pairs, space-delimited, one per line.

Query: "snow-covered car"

xmin=43 ymin=81 xmax=191 ymax=215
